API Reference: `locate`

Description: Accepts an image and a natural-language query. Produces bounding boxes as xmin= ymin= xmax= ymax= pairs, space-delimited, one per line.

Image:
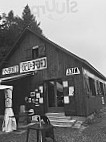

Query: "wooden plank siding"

xmin=0 ymin=31 xmax=86 ymax=116
xmin=0 ymin=29 xmax=106 ymax=116
xmin=7 ymin=33 xmax=43 ymax=66
xmin=82 ymin=65 xmax=106 ymax=116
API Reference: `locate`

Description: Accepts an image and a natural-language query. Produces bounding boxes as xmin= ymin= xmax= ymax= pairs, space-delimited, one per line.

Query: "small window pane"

xmin=32 ymin=45 xmax=45 ymax=59
xmin=89 ymin=77 xmax=96 ymax=96
xmin=32 ymin=48 xmax=38 ymax=59
xmin=100 ymin=82 xmax=104 ymax=96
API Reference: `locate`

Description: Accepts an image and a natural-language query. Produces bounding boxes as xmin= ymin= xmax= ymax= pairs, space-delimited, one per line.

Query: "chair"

xmin=26 ymin=115 xmax=55 ymax=142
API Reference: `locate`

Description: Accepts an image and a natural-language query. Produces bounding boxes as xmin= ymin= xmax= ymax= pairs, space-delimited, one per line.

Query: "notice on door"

xmin=69 ymin=86 xmax=74 ymax=96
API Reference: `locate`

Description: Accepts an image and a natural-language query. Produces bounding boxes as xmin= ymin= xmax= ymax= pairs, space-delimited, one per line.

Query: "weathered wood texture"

xmin=1 ymin=31 xmax=106 ymax=116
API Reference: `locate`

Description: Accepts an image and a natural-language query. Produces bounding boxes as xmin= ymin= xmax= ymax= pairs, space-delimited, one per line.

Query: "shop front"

xmin=0 ymin=74 xmax=76 ymax=119
xmin=0 ymin=57 xmax=47 ymax=116
xmin=1 ymin=28 xmax=105 ymax=122
xmin=0 ymin=29 xmax=83 ymax=118
xmin=0 ymin=55 xmax=81 ymax=121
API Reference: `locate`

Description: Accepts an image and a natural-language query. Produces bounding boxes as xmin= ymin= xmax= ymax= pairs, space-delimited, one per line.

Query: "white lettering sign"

xmin=66 ymin=67 xmax=80 ymax=76
xmin=20 ymin=57 xmax=47 ymax=73
xmin=2 ymin=65 xmax=19 ymax=75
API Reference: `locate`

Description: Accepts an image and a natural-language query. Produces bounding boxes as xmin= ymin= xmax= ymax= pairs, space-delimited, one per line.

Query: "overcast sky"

xmin=0 ymin=0 xmax=106 ymax=76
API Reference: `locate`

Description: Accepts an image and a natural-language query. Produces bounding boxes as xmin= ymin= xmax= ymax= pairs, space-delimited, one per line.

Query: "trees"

xmin=0 ymin=11 xmax=20 ymax=46
xmin=0 ymin=5 xmax=42 ymax=61
xmin=21 ymin=5 xmax=42 ymax=34
xmin=22 ymin=4 xmax=35 ymax=29
xmin=0 ymin=11 xmax=19 ymax=60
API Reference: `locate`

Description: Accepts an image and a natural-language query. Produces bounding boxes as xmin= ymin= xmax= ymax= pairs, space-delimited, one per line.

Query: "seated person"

xmin=37 ymin=115 xmax=50 ymax=125
xmin=37 ymin=115 xmax=54 ymax=140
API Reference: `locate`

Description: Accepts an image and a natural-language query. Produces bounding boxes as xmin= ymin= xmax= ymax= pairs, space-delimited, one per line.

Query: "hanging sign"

xmin=66 ymin=67 xmax=80 ymax=76
xmin=2 ymin=57 xmax=47 ymax=76
xmin=2 ymin=65 xmax=19 ymax=75
xmin=20 ymin=57 xmax=47 ymax=73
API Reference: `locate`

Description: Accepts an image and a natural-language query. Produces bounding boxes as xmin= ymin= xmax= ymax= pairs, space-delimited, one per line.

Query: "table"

xmin=26 ymin=124 xmax=55 ymax=142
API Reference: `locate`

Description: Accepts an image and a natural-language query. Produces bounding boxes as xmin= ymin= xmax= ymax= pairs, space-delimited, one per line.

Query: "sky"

xmin=0 ymin=0 xmax=106 ymax=76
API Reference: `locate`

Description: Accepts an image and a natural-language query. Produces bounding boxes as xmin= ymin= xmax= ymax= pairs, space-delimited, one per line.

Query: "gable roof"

xmin=0 ymin=28 xmax=106 ymax=80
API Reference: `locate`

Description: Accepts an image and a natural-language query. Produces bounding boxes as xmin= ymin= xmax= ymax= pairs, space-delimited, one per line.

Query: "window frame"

xmin=32 ymin=44 xmax=46 ymax=59
xmin=88 ymin=77 xmax=96 ymax=96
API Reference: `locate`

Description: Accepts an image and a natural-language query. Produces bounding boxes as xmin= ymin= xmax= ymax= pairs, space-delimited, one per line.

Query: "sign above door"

xmin=2 ymin=57 xmax=47 ymax=75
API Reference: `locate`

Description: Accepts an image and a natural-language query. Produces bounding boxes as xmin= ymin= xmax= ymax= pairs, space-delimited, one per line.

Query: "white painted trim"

xmin=32 ymin=45 xmax=39 ymax=49
xmin=82 ymin=68 xmax=106 ymax=84
xmin=0 ymin=72 xmax=34 ymax=82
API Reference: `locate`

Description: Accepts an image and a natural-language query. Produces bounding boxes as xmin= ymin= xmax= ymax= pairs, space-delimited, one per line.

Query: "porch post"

xmin=2 ymin=87 xmax=17 ymax=132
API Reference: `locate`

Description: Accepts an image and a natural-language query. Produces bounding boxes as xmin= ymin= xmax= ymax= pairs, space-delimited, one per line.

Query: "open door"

xmin=47 ymin=80 xmax=64 ymax=113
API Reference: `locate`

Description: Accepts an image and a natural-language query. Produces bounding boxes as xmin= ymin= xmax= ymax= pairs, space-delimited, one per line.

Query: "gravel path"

xmin=0 ymin=108 xmax=106 ymax=142
xmin=0 ymin=126 xmax=106 ymax=142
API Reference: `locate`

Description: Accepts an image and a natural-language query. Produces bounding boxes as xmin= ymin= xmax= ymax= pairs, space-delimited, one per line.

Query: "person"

xmin=37 ymin=115 xmax=54 ymax=141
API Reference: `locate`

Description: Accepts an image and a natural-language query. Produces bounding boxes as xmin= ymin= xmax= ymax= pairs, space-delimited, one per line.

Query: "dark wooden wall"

xmin=82 ymin=66 xmax=106 ymax=116
xmin=2 ymin=31 xmax=105 ymax=116
xmin=7 ymin=33 xmax=43 ymax=66
xmin=1 ymin=31 xmax=86 ymax=116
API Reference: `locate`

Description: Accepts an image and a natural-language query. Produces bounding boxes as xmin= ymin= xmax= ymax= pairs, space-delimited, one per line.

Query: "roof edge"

xmin=0 ymin=28 xmax=106 ymax=80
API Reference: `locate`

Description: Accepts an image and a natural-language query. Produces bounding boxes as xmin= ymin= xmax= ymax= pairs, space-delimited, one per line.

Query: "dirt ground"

xmin=0 ymin=107 xmax=106 ymax=142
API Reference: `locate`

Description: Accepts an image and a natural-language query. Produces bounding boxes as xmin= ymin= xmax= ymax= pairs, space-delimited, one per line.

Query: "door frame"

xmin=63 ymin=77 xmax=76 ymax=116
xmin=46 ymin=79 xmax=64 ymax=113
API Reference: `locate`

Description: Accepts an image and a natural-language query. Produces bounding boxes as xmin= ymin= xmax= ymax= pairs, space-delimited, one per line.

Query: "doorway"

xmin=3 ymin=76 xmax=31 ymax=117
xmin=47 ymin=80 xmax=64 ymax=112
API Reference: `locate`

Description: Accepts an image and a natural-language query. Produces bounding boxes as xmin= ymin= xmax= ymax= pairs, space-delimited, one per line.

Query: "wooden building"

xmin=0 ymin=28 xmax=106 ymax=118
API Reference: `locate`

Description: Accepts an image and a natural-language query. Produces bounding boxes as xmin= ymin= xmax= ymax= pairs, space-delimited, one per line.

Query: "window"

xmin=32 ymin=46 xmax=39 ymax=59
xmin=103 ymin=84 xmax=106 ymax=96
xmin=100 ymin=82 xmax=104 ymax=96
xmin=95 ymin=80 xmax=98 ymax=95
xmin=84 ymin=76 xmax=90 ymax=94
xmin=32 ymin=44 xmax=45 ymax=59
xmin=89 ymin=77 xmax=96 ymax=96
xmin=96 ymin=81 xmax=101 ymax=95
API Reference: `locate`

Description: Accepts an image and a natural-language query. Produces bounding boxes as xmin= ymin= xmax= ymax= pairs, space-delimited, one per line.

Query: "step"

xmin=46 ymin=113 xmax=77 ymax=127
xmin=48 ymin=117 xmax=72 ymax=121
xmin=46 ymin=112 xmax=65 ymax=117
xmin=50 ymin=120 xmax=76 ymax=127
xmin=47 ymin=116 xmax=71 ymax=120
xmin=46 ymin=113 xmax=71 ymax=120
xmin=52 ymin=124 xmax=73 ymax=127
xmin=52 ymin=124 xmax=75 ymax=127
xmin=50 ymin=119 xmax=75 ymax=123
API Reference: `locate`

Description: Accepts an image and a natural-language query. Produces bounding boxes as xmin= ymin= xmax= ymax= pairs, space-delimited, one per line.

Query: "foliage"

xmin=0 ymin=5 xmax=42 ymax=62
xmin=83 ymin=110 xmax=102 ymax=126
